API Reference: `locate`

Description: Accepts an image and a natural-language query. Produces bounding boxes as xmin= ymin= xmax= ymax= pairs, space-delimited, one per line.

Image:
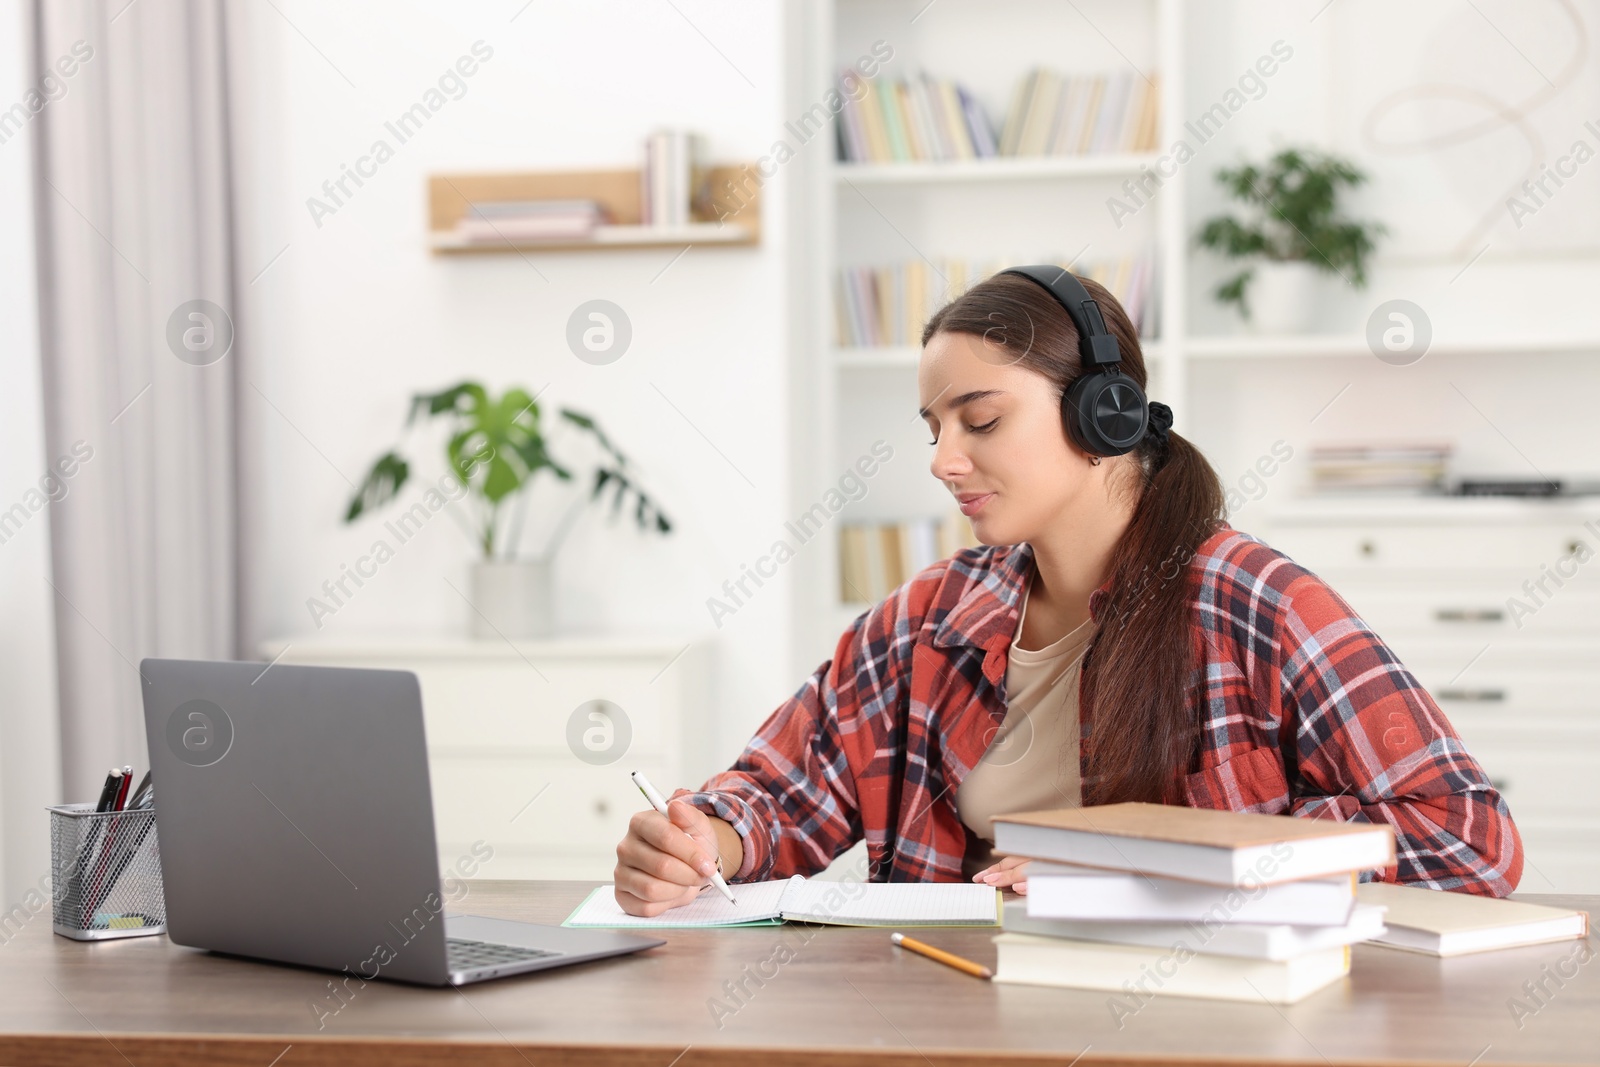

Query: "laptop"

xmin=139 ymin=657 xmax=664 ymax=986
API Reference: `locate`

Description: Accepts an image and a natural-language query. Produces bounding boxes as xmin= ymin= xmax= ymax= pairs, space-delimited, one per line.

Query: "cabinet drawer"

xmin=1265 ymin=523 xmax=1595 ymax=573
xmin=1328 ymin=584 xmax=1600 ymax=637
xmin=1514 ymin=821 xmax=1600 ymax=894
xmin=429 ymin=757 xmax=678 ymax=855
xmin=1406 ymin=659 xmax=1600 ymax=714
xmin=413 ymin=660 xmax=680 ymax=757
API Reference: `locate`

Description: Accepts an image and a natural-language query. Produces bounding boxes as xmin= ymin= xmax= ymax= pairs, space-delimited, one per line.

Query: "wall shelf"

xmin=834 ymin=153 xmax=1162 ymax=185
xmin=1185 ymin=334 xmax=1600 ymax=360
xmin=427 ymin=165 xmax=761 ymax=254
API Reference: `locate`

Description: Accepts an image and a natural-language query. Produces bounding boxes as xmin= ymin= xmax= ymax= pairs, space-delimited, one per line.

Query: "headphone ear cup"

xmin=1062 ymin=371 xmax=1149 ymax=458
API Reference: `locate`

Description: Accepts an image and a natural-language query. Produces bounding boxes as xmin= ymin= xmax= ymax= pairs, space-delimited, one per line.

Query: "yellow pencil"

xmin=890 ymin=931 xmax=993 ymax=980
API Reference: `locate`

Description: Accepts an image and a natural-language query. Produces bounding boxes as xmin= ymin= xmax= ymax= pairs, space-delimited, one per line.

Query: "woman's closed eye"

xmin=927 ymin=417 xmax=999 ymax=445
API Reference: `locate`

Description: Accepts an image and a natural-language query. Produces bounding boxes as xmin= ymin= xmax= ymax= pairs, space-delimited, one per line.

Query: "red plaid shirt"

xmin=674 ymin=524 xmax=1523 ymax=897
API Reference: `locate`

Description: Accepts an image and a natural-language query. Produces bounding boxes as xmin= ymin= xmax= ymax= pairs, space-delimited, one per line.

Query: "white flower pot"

xmin=1244 ymin=260 xmax=1322 ymax=335
xmin=469 ymin=558 xmax=554 ymax=640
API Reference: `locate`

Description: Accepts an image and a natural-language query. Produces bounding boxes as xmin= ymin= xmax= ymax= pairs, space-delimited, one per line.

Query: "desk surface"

xmin=2 ymin=881 xmax=1595 ymax=1067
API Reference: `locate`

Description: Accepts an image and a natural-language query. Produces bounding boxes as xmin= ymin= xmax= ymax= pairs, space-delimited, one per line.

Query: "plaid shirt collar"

xmin=931 ymin=540 xmax=1116 ymax=656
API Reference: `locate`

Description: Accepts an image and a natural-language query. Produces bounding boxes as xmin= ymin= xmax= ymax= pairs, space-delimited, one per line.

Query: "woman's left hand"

xmin=972 ymin=854 xmax=1030 ymax=893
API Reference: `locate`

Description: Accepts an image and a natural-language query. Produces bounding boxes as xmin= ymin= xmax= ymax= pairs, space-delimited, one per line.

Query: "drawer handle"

xmin=1489 ymin=777 xmax=1511 ymax=792
xmin=1437 ymin=688 xmax=1506 ymax=703
xmin=1434 ymin=608 xmax=1505 ymax=623
xmin=594 ymin=798 xmax=610 ymax=817
xmin=1358 ymin=539 xmax=1377 ymax=558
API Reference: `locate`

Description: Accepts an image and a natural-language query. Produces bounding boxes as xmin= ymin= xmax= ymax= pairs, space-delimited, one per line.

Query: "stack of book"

xmin=999 ymin=69 xmax=1161 ymax=157
xmin=451 ymin=199 xmax=612 ymax=245
xmin=838 ymin=515 xmax=979 ymax=604
xmin=988 ymin=803 xmax=1397 ymax=1004
xmin=836 ymin=254 xmax=1158 ymax=348
xmin=836 ymin=71 xmax=999 ymax=164
xmin=1308 ymin=442 xmax=1453 ymax=494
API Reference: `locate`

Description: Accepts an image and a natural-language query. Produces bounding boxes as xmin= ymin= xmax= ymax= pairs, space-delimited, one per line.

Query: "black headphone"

xmin=999 ymin=265 xmax=1149 ymax=457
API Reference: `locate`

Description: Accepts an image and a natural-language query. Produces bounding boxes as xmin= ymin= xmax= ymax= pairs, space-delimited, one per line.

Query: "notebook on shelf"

xmin=564 ymin=875 xmax=1001 ymax=929
xmin=992 ymin=802 xmax=1396 ymax=885
xmin=1355 ymin=882 xmax=1590 ymax=956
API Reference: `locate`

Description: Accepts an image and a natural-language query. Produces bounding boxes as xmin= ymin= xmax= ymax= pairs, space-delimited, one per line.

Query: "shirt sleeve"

xmin=1274 ymin=573 xmax=1524 ymax=896
xmin=670 ymin=597 xmax=908 ymax=883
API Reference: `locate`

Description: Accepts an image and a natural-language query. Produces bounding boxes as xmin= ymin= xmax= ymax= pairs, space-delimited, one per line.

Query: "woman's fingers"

xmin=970 ymin=856 xmax=1030 ymax=887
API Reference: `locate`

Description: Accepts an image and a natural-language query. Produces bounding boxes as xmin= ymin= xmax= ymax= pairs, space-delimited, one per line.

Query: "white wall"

xmin=228 ymin=1 xmax=807 ymax=768
xmin=0 ymin=6 xmax=64 ymax=909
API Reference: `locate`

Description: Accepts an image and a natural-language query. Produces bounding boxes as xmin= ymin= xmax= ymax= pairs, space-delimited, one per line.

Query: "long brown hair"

xmin=922 ymin=272 xmax=1227 ymax=804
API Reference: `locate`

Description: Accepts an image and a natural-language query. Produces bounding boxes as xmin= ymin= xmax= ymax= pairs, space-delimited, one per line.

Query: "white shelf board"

xmin=430 ymin=221 xmax=755 ymax=252
xmin=834 ymin=339 xmax=1165 ymax=369
xmin=1185 ymin=334 xmax=1600 ymax=360
xmin=833 ymin=153 xmax=1161 ymax=185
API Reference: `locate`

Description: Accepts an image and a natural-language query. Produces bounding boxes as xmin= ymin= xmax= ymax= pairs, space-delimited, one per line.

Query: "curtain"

xmin=31 ymin=0 xmax=244 ymax=800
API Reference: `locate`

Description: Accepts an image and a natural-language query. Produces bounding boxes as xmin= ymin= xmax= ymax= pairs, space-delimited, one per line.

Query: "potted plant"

xmin=344 ymin=382 xmax=671 ymax=638
xmin=1196 ymin=147 xmax=1387 ymax=334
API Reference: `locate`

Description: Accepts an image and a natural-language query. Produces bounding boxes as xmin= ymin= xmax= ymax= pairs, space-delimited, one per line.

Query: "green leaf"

xmin=345 ymin=452 xmax=409 ymax=522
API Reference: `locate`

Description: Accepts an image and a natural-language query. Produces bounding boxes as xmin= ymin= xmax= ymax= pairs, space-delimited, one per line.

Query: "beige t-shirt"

xmin=955 ymin=578 xmax=1094 ymax=880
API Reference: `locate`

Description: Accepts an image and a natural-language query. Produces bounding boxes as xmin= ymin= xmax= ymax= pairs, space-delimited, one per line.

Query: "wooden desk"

xmin=1 ymin=881 xmax=1594 ymax=1066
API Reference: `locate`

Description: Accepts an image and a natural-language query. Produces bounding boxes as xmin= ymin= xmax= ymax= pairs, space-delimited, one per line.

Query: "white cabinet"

xmin=1254 ymin=499 xmax=1600 ymax=893
xmin=261 ymin=634 xmax=711 ymax=880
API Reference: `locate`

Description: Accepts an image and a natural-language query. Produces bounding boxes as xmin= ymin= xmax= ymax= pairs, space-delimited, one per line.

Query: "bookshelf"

xmin=789 ymin=0 xmax=1188 ymax=665
xmin=426 ymin=166 xmax=761 ymax=253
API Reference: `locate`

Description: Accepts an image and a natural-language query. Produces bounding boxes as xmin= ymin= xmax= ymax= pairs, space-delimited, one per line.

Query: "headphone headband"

xmin=999 ymin=265 xmax=1122 ymax=369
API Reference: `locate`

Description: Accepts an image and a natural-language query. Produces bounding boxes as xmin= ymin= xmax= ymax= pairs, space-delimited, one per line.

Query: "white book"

xmin=1023 ymin=860 xmax=1357 ymax=926
xmin=565 ymin=874 xmax=1000 ymax=928
xmin=1003 ymin=899 xmax=1388 ymax=961
xmin=993 ymin=932 xmax=1351 ymax=1004
xmin=1357 ymin=882 xmax=1590 ymax=957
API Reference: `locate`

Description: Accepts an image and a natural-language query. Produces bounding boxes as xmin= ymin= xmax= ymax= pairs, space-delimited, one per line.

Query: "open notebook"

xmin=564 ymin=874 xmax=1002 ymax=928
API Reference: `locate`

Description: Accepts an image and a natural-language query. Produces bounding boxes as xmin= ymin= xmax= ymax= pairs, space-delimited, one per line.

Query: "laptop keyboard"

xmin=446 ymin=936 xmax=564 ymax=971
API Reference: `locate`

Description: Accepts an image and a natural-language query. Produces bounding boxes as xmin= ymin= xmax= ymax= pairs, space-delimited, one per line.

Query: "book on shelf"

xmin=837 ymin=70 xmax=999 ymax=164
xmin=992 ymin=931 xmax=1351 ymax=1004
xmin=1354 ymin=882 xmax=1590 ymax=956
xmin=1020 ymin=860 xmax=1359 ymax=926
xmin=991 ymin=802 xmax=1397 ymax=886
xmin=838 ymin=514 xmax=978 ymax=604
xmin=452 ymin=199 xmax=612 ymax=244
xmin=1309 ymin=441 xmax=1454 ymax=495
xmin=835 ymin=253 xmax=1158 ymax=349
xmin=1001 ymin=898 xmax=1389 ymax=962
xmin=998 ymin=68 xmax=1160 ymax=157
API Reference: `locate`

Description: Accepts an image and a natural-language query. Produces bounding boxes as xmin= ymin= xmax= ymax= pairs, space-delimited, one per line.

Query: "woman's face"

xmin=918 ymin=330 xmax=1098 ymax=546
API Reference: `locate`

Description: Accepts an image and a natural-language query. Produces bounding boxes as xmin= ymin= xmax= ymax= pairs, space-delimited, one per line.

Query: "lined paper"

xmin=563 ymin=876 xmax=1000 ymax=928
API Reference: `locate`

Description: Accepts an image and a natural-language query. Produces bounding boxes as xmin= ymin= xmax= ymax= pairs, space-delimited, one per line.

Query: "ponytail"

xmin=923 ymin=274 xmax=1227 ymax=803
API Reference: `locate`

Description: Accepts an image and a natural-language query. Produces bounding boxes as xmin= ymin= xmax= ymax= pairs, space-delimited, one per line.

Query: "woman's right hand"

xmin=614 ymin=798 xmax=724 ymax=916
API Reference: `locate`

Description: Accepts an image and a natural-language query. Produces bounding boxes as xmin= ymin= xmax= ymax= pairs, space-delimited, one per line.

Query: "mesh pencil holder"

xmin=48 ymin=803 xmax=166 ymax=941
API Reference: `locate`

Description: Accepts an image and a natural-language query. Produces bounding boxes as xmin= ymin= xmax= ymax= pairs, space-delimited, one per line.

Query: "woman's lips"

xmin=957 ymin=493 xmax=994 ymax=517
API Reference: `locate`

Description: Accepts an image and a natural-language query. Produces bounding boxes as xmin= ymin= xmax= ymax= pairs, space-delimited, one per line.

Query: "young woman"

xmin=612 ymin=268 xmax=1522 ymax=917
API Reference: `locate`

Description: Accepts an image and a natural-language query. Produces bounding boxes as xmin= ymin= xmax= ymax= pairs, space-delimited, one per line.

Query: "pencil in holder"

xmin=48 ymin=803 xmax=166 ymax=940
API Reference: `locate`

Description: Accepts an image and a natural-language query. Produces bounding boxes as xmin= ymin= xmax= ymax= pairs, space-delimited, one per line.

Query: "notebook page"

xmin=780 ymin=880 xmax=1001 ymax=926
xmin=562 ymin=877 xmax=794 ymax=928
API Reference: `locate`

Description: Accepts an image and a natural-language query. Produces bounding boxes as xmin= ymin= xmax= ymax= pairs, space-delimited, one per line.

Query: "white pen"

xmin=630 ymin=770 xmax=737 ymax=905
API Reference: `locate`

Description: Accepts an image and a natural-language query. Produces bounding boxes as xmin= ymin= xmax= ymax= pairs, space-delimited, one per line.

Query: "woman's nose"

xmin=930 ymin=435 xmax=972 ymax=481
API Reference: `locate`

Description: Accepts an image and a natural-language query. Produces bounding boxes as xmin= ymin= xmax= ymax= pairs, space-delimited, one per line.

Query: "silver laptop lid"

xmin=140 ymin=658 xmax=450 ymax=985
